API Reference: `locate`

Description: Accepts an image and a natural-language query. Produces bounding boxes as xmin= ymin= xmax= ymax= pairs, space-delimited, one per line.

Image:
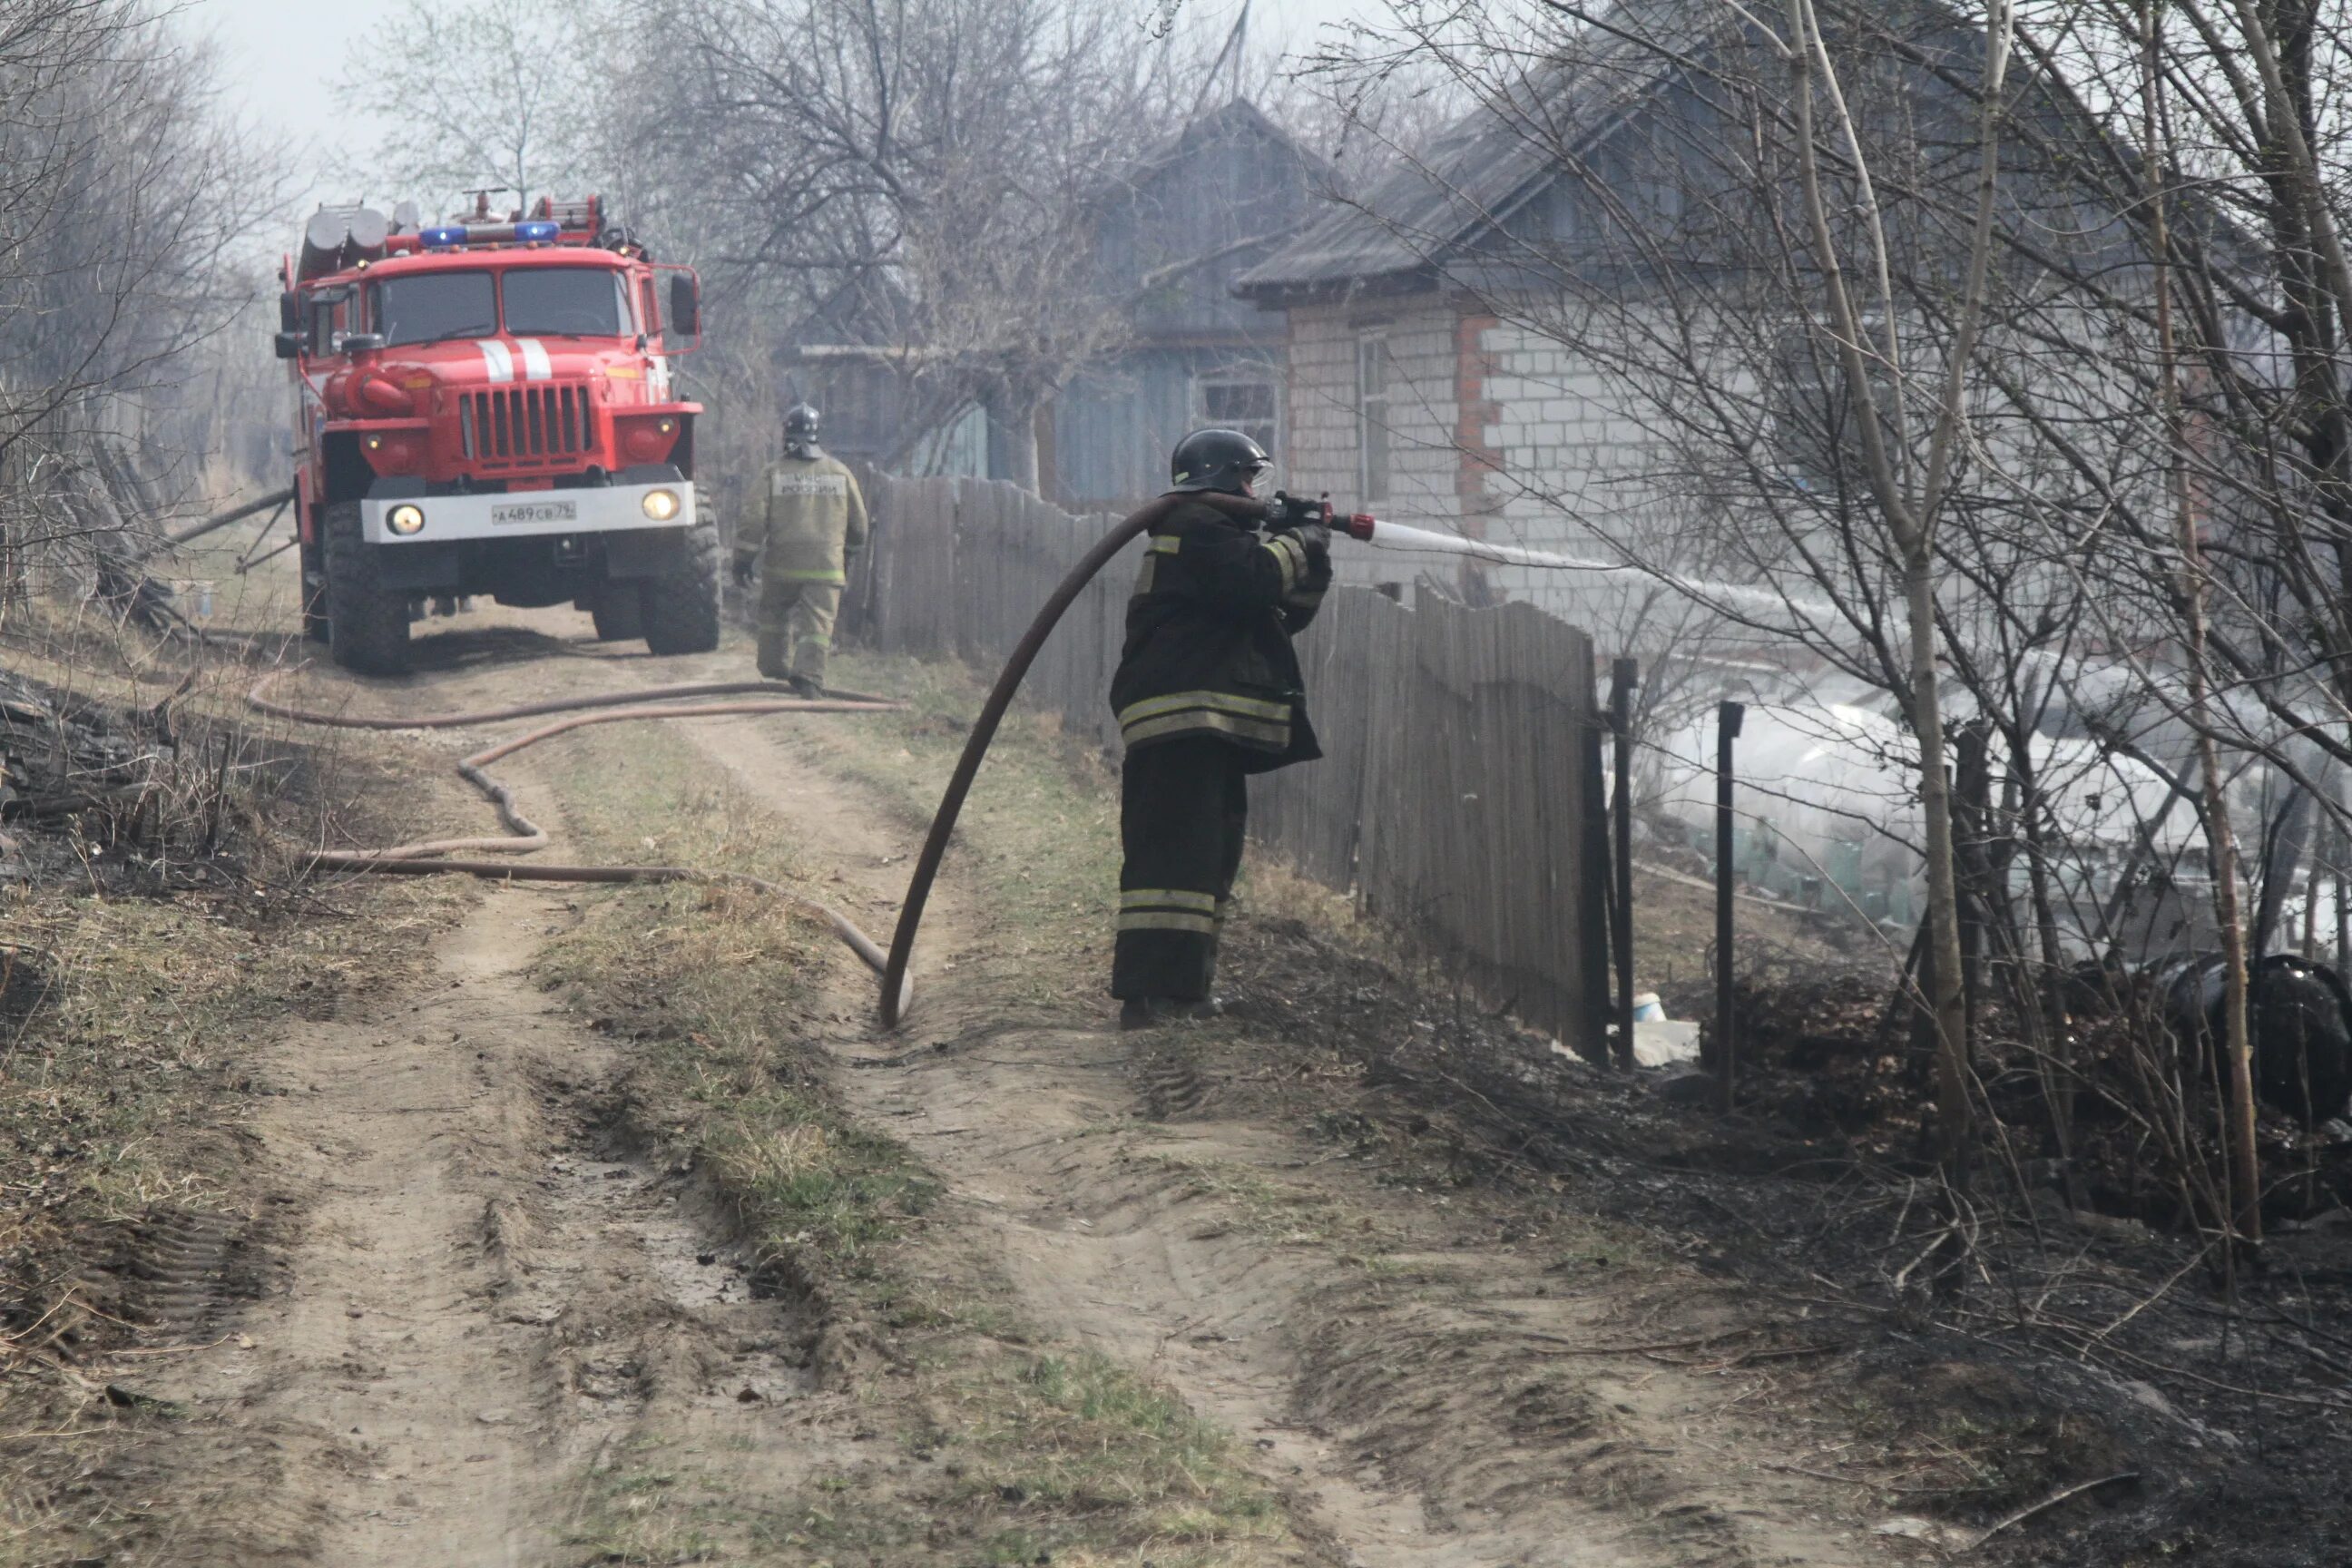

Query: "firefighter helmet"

xmin=784 ymin=404 xmax=821 ymax=441
xmin=1170 ymin=428 xmax=1270 ymax=496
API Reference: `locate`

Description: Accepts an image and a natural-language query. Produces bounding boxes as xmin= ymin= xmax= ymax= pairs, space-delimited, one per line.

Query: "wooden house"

xmin=797 ymin=98 xmax=1326 ymax=505
xmin=1040 ymin=97 xmax=1325 ymax=511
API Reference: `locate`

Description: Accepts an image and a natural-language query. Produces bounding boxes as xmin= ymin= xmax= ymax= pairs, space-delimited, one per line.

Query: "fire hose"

xmin=249 ymin=672 xmax=912 ymax=1014
xmin=877 ymin=491 xmax=1348 ymax=1027
xmin=875 ymin=495 xmax=1699 ymax=1027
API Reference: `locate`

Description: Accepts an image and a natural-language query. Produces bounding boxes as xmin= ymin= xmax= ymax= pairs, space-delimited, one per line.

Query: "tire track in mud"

xmin=121 ymin=726 xmax=827 ymax=1565
xmin=677 ymin=710 xmax=1899 ymax=1568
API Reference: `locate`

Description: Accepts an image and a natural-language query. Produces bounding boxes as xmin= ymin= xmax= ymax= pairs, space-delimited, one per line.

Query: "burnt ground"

xmin=1217 ymin=906 xmax=2352 ymax=1566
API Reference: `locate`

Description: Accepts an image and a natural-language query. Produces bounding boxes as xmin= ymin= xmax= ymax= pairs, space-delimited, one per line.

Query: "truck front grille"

xmin=459 ymin=384 xmax=590 ymax=463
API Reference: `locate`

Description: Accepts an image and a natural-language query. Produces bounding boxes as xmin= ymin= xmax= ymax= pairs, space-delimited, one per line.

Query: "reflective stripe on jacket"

xmin=1107 ymin=495 xmax=1331 ymax=773
xmin=738 ymin=454 xmax=869 ymax=583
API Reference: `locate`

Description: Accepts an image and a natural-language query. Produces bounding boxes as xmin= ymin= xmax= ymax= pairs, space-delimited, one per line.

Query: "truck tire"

xmin=299 ymin=535 xmax=329 ymax=644
xmin=322 ymin=501 xmax=412 ymax=675
xmin=640 ymin=523 xmax=720 ymax=656
xmin=589 ymin=582 xmax=645 ymax=642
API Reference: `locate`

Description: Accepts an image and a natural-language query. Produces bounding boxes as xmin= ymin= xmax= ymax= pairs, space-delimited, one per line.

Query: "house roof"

xmin=780 ymin=270 xmax=913 ymax=356
xmin=1124 ymin=96 xmax=1301 ymax=185
xmin=1237 ymin=0 xmax=1728 ymax=298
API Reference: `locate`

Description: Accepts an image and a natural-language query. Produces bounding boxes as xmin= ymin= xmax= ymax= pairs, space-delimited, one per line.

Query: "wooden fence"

xmin=844 ymin=474 xmax=1611 ymax=1053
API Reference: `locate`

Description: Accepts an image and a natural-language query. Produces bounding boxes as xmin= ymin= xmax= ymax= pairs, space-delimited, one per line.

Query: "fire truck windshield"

xmin=367 ymin=272 xmax=496 ymax=347
xmin=503 ymin=269 xmax=631 ymax=338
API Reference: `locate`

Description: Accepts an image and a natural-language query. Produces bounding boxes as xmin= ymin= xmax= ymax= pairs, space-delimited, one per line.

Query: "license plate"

xmin=490 ymin=499 xmax=577 ymax=526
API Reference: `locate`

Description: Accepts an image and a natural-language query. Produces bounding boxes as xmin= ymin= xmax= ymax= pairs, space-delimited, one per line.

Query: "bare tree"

xmin=1 ymin=0 xmax=281 ymax=621
xmin=1298 ymin=0 xmax=2352 ymax=1243
xmin=329 ymin=0 xmax=608 ymax=218
xmin=620 ymin=0 xmax=1204 ymax=485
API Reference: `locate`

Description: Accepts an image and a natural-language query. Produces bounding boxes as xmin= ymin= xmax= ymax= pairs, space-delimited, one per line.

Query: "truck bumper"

xmin=361 ymin=479 xmax=696 ymax=545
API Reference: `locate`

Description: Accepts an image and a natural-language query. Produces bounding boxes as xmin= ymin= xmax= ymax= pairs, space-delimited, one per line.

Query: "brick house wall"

xmin=1273 ymin=291 xmax=1671 ymax=616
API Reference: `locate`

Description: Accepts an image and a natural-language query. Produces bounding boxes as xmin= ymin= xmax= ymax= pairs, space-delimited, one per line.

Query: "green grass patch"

xmin=566 ymin=1441 xmax=730 ymax=1565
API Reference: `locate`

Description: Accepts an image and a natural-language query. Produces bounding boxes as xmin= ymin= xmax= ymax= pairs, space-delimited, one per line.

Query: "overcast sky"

xmin=195 ymin=0 xmax=1396 ymax=222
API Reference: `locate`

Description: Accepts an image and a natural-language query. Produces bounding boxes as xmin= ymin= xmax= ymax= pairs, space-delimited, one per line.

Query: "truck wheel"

xmin=640 ymin=523 xmax=720 ymax=656
xmin=299 ymin=536 xmax=329 ymax=644
xmin=589 ymin=582 xmax=645 ymax=642
xmin=322 ymin=501 xmax=412 ymax=675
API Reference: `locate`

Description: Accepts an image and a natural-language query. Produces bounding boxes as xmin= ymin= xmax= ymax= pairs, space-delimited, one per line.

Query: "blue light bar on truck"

xmin=420 ymin=225 xmax=467 ymax=247
xmin=515 ymin=220 xmax=560 ymax=241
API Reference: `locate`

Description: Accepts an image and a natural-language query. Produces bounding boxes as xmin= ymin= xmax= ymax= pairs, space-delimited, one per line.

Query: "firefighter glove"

xmin=1291 ymin=522 xmax=1333 ymax=565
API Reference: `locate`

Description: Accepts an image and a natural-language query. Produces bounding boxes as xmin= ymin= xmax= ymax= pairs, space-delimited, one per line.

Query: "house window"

xmin=1356 ymin=334 xmax=1392 ymax=502
xmin=1194 ymin=371 xmax=1279 ymax=465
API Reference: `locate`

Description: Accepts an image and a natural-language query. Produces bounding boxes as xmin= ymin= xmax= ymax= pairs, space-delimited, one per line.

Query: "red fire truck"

xmin=278 ymin=195 xmax=717 ymax=673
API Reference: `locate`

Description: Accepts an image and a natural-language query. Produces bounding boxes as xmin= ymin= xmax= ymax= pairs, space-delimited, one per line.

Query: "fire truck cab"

xmin=279 ymin=196 xmax=717 ymax=673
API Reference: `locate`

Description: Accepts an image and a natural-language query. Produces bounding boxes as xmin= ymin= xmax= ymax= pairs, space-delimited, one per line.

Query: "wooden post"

xmin=1610 ymin=658 xmax=1639 ymax=1070
xmin=1716 ymin=700 xmax=1745 ymax=1112
xmin=1579 ymin=714 xmax=1615 ymax=1063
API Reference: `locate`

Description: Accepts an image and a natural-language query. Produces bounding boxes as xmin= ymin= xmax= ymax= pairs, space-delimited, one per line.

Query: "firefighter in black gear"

xmin=1109 ymin=428 xmax=1333 ymax=1029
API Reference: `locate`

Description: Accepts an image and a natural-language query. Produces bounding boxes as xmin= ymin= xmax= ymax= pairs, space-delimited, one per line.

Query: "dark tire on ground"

xmin=299 ymin=535 xmax=329 ymax=644
xmin=589 ymin=581 xmax=646 ymax=642
xmin=322 ymin=501 xmax=412 ymax=675
xmin=640 ymin=523 xmax=720 ymax=656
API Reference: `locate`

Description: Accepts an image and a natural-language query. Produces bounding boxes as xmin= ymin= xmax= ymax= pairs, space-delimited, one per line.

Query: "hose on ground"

xmin=877 ymin=490 xmax=1269 ymax=1028
xmin=250 ymin=671 xmax=910 ymax=1015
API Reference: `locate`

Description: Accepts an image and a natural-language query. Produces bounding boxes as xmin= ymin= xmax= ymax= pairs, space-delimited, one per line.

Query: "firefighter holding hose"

xmin=735 ymin=404 xmax=867 ymax=697
xmin=1109 ymin=429 xmax=1332 ymax=1029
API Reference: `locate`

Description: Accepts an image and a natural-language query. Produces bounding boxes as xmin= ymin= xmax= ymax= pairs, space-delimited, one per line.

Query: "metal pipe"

xmin=237 ymin=534 xmax=301 ymax=574
xmin=155 ymin=486 xmax=297 ymax=554
xmin=1716 ymin=700 xmax=1745 ymax=1112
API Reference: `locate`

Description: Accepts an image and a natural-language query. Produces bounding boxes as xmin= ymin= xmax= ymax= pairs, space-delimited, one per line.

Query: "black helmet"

xmin=784 ymin=403 xmax=821 ymax=441
xmin=1170 ymin=427 xmax=1270 ymax=495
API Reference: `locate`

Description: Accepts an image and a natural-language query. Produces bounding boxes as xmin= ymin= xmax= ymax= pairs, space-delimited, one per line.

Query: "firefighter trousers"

xmin=1112 ymin=736 xmax=1249 ymax=1002
xmin=757 ymin=579 xmax=842 ymax=687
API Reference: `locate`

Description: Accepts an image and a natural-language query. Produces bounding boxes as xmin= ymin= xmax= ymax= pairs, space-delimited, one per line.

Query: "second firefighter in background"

xmin=735 ymin=403 xmax=867 ymax=697
xmin=1108 ymin=428 xmax=1332 ymax=1030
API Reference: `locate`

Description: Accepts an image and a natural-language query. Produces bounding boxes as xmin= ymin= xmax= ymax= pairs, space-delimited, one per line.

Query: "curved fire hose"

xmin=250 ymin=671 xmax=911 ymax=1014
xmin=877 ymin=491 xmax=1263 ymax=1028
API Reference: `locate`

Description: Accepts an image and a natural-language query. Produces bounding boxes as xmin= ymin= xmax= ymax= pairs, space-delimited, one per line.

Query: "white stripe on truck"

xmin=476 ymin=340 xmax=514 ymax=383
xmin=515 ymin=338 xmax=553 ymax=381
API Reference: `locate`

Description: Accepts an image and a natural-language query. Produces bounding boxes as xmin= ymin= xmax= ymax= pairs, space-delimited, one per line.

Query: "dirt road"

xmin=84 ymin=612 xmax=1906 ymax=1565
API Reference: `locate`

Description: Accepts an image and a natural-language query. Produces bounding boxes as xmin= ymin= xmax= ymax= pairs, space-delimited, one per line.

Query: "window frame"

xmin=1191 ymin=365 xmax=1282 ymax=476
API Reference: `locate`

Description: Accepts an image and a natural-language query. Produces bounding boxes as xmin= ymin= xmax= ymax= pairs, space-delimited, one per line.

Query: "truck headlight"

xmin=641 ymin=488 xmax=681 ymax=522
xmin=387 ymin=504 xmax=426 ymax=535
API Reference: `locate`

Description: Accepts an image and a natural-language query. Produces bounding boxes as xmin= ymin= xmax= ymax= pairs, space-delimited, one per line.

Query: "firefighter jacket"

xmin=1108 ymin=495 xmax=1332 ymax=773
xmin=738 ymin=452 xmax=868 ymax=584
